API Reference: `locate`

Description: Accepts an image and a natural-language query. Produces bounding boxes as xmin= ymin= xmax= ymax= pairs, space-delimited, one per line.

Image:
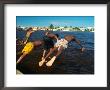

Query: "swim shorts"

xmin=22 ymin=42 xmax=34 ymax=54
xmin=43 ymin=36 xmax=54 ymax=50
xmin=55 ymin=39 xmax=68 ymax=50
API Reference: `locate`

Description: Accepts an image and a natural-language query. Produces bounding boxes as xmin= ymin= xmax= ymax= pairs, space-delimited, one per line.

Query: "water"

xmin=16 ymin=30 xmax=94 ymax=74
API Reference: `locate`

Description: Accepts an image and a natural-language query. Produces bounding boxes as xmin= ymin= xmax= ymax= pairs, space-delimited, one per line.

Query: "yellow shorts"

xmin=22 ymin=42 xmax=34 ymax=54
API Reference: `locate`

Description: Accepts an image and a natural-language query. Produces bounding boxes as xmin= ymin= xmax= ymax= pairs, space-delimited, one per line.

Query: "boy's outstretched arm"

xmin=74 ymin=38 xmax=85 ymax=52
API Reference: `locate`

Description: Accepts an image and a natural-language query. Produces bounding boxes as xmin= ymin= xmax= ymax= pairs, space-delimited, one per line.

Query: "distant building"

xmin=87 ymin=27 xmax=94 ymax=32
xmin=20 ymin=27 xmax=25 ymax=29
xmin=32 ymin=27 xmax=38 ymax=31
xmin=16 ymin=26 xmax=94 ymax=32
xmin=79 ymin=27 xmax=86 ymax=31
xmin=57 ymin=27 xmax=64 ymax=30
xmin=87 ymin=27 xmax=93 ymax=29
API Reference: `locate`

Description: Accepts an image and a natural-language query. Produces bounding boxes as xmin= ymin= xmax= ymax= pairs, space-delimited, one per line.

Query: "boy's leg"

xmin=17 ymin=42 xmax=34 ymax=64
xmin=46 ymin=46 xmax=64 ymax=66
xmin=44 ymin=47 xmax=58 ymax=60
xmin=39 ymin=47 xmax=58 ymax=67
xmin=16 ymin=53 xmax=27 ymax=64
xmin=39 ymin=50 xmax=46 ymax=66
xmin=42 ymin=50 xmax=46 ymax=60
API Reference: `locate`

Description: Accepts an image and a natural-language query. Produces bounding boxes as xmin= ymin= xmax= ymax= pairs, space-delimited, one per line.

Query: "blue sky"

xmin=16 ymin=16 xmax=94 ymax=27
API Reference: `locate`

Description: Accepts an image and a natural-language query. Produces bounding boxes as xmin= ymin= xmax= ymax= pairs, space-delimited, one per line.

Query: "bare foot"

xmin=46 ymin=56 xmax=56 ymax=67
xmin=39 ymin=59 xmax=45 ymax=67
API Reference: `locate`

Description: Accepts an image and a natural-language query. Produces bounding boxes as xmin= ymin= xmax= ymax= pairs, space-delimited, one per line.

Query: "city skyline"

xmin=16 ymin=16 xmax=94 ymax=27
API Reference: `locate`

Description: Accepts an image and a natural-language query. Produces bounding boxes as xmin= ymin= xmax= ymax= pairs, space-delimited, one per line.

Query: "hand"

xmin=24 ymin=41 xmax=26 ymax=45
xmin=42 ymin=57 xmax=44 ymax=60
xmin=81 ymin=47 xmax=85 ymax=52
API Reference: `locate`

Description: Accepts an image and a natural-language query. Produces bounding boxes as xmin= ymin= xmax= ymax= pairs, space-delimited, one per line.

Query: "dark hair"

xmin=27 ymin=27 xmax=32 ymax=31
xmin=55 ymin=34 xmax=59 ymax=38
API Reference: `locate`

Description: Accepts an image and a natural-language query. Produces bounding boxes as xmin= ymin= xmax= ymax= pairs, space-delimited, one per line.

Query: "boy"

xmin=42 ymin=35 xmax=85 ymax=67
xmin=17 ymin=32 xmax=59 ymax=64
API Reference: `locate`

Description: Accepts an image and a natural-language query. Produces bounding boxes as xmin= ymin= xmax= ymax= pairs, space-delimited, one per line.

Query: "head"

xmin=27 ymin=27 xmax=33 ymax=32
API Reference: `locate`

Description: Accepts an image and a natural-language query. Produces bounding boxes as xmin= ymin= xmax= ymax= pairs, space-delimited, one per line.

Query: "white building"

xmin=32 ymin=27 xmax=38 ymax=31
xmin=79 ymin=27 xmax=86 ymax=31
xmin=20 ymin=27 xmax=25 ymax=29
xmin=87 ymin=27 xmax=94 ymax=31
xmin=87 ymin=27 xmax=93 ymax=29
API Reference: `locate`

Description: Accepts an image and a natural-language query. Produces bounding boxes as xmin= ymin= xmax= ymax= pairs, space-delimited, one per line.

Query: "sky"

xmin=16 ymin=16 xmax=94 ymax=27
